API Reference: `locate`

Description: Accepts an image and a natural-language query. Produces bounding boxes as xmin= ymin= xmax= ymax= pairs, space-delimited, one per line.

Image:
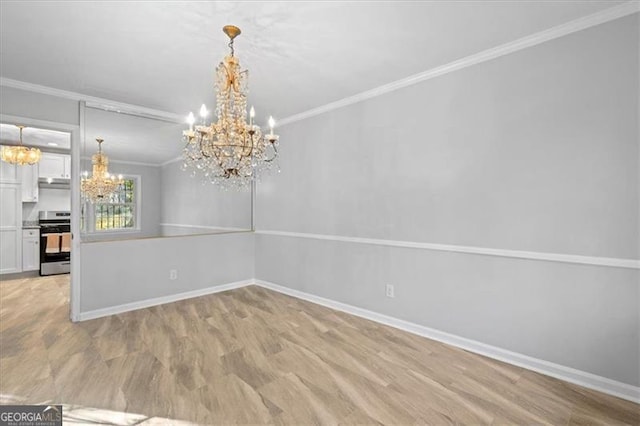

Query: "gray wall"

xmin=80 ymin=161 xmax=163 ymax=241
xmin=0 ymin=86 xmax=79 ymax=125
xmin=160 ymin=160 xmax=252 ymax=236
xmin=80 ymin=231 xmax=254 ymax=312
xmin=256 ymin=14 xmax=640 ymax=386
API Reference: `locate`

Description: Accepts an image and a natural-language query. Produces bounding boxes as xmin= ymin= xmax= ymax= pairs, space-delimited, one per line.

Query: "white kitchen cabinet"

xmin=0 ymin=183 xmax=22 ymax=274
xmin=39 ymin=152 xmax=71 ymax=179
xmin=22 ymin=229 xmax=40 ymax=272
xmin=0 ymin=147 xmax=20 ymax=183
xmin=21 ymin=163 xmax=39 ymax=202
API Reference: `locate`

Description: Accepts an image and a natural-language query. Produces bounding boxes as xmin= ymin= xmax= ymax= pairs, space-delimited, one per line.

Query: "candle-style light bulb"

xmin=199 ymin=104 xmax=208 ymax=125
xmin=268 ymin=116 xmax=275 ymax=136
xmin=249 ymin=106 xmax=255 ymax=126
xmin=187 ymin=112 xmax=195 ymax=131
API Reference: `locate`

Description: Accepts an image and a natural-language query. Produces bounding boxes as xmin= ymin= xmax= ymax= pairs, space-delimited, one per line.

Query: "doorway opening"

xmin=0 ymin=115 xmax=81 ymax=321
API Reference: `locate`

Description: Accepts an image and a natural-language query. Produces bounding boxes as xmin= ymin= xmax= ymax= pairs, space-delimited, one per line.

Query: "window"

xmin=82 ymin=176 xmax=141 ymax=233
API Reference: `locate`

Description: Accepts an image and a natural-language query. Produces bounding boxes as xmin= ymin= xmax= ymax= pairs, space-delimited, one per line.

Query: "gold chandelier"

xmin=182 ymin=25 xmax=280 ymax=189
xmin=81 ymin=138 xmax=123 ymax=203
xmin=1 ymin=125 xmax=41 ymax=165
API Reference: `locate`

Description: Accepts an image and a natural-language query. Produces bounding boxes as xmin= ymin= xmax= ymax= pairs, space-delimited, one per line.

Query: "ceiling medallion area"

xmin=181 ymin=25 xmax=280 ymax=190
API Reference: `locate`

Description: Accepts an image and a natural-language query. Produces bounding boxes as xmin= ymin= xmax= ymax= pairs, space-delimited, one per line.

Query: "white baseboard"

xmin=75 ymin=276 xmax=639 ymax=403
xmin=254 ymin=279 xmax=640 ymax=404
xmin=76 ymin=279 xmax=253 ymax=321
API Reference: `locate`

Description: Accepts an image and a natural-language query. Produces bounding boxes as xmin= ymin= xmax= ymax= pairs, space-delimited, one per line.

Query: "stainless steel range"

xmin=39 ymin=211 xmax=71 ymax=276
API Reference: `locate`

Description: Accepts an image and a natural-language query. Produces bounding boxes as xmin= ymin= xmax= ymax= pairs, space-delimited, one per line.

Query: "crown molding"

xmin=160 ymin=155 xmax=183 ymax=167
xmin=1 ymin=2 xmax=637 ymax=129
xmin=80 ymin=155 xmax=161 ymax=168
xmin=278 ymin=1 xmax=640 ymax=127
xmin=0 ymin=77 xmax=184 ymax=123
xmin=109 ymin=158 xmax=162 ymax=167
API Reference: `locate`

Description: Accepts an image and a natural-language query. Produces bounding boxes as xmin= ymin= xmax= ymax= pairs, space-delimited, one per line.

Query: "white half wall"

xmin=79 ymin=231 xmax=254 ymax=313
xmin=255 ymin=14 xmax=640 ymax=388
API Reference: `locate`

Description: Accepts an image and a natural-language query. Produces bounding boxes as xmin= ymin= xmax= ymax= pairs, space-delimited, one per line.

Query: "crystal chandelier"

xmin=81 ymin=138 xmax=123 ymax=203
xmin=1 ymin=125 xmax=41 ymax=165
xmin=182 ymin=25 xmax=280 ymax=189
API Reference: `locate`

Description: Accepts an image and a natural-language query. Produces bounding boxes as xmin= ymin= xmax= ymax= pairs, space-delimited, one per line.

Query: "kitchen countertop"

xmin=22 ymin=222 xmax=40 ymax=229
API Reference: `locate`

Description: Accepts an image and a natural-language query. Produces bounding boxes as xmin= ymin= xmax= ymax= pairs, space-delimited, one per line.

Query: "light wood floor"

xmin=1 ymin=275 xmax=638 ymax=425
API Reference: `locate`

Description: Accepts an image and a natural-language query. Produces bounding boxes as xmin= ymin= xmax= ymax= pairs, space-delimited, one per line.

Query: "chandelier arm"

xmin=198 ymin=137 xmax=213 ymax=159
xmin=263 ymin=144 xmax=279 ymax=162
xmin=183 ymin=140 xmax=202 ymax=160
xmin=241 ymin=132 xmax=254 ymax=158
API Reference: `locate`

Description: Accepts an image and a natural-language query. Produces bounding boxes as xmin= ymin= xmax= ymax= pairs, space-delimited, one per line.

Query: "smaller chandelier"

xmin=182 ymin=25 xmax=280 ymax=189
xmin=81 ymin=138 xmax=123 ymax=203
xmin=1 ymin=125 xmax=41 ymax=165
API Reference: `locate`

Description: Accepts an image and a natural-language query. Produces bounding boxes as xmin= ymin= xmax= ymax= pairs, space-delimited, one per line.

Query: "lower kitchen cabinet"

xmin=22 ymin=229 xmax=40 ymax=272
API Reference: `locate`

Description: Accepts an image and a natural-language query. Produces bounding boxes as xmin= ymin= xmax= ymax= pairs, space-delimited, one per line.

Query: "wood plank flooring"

xmin=1 ymin=275 xmax=638 ymax=425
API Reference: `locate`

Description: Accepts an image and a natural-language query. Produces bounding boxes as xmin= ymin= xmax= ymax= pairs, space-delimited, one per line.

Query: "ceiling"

xmin=0 ymin=1 xmax=624 ymax=122
xmin=83 ymin=107 xmax=183 ymax=165
xmin=0 ymin=124 xmax=71 ymax=150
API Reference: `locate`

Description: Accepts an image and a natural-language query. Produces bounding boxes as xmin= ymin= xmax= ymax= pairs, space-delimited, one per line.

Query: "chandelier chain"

xmin=228 ymin=38 xmax=234 ymax=56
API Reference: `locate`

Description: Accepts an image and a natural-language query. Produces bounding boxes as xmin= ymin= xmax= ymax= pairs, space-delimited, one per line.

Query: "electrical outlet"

xmin=169 ymin=269 xmax=178 ymax=280
xmin=385 ymin=284 xmax=395 ymax=298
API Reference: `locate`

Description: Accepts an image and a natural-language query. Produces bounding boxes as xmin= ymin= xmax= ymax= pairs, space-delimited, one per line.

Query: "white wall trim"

xmin=77 ymin=279 xmax=253 ymax=321
xmin=84 ymin=100 xmax=182 ymax=124
xmin=0 ymin=77 xmax=183 ymax=123
xmin=160 ymin=223 xmax=250 ymax=232
xmin=278 ymin=2 xmax=640 ymax=127
xmin=256 ymin=230 xmax=640 ymax=270
xmin=254 ymin=279 xmax=640 ymax=404
xmin=110 ymin=158 xmax=160 ymax=168
xmin=80 ymin=156 xmax=161 ymax=168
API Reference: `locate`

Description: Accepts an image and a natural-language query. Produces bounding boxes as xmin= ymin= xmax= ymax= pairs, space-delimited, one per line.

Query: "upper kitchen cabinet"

xmin=39 ymin=152 xmax=71 ymax=179
xmin=21 ymin=163 xmax=39 ymax=202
